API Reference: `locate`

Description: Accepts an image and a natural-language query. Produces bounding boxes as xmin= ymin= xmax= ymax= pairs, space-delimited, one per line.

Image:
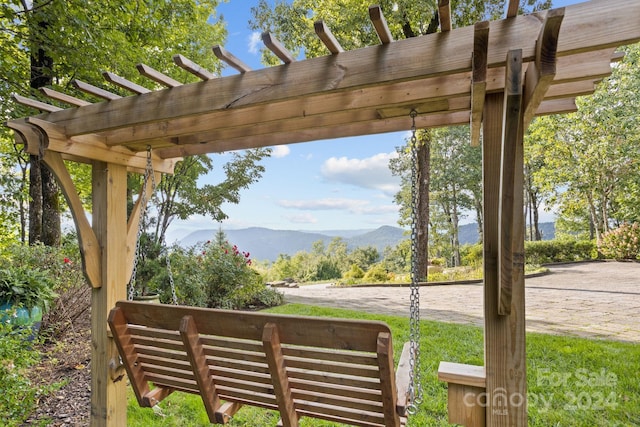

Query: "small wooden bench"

xmin=108 ymin=301 xmax=412 ymax=426
xmin=437 ymin=362 xmax=486 ymax=427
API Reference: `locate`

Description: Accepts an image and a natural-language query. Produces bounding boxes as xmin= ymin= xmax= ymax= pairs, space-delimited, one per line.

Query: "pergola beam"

xmin=314 ymin=21 xmax=344 ymax=54
xmin=369 ymin=5 xmax=393 ymax=44
xmin=173 ymin=54 xmax=215 ymax=80
xmin=212 ymin=45 xmax=252 ymax=73
xmin=523 ymin=8 xmax=564 ymax=128
xmin=137 ymin=63 xmax=182 ymax=88
xmin=19 ymin=0 xmax=638 ymax=150
xmin=40 ymin=87 xmax=92 ymax=107
xmin=103 ymin=72 xmax=152 ymax=95
xmin=470 ymin=21 xmax=489 ymax=146
xmin=438 ymin=0 xmax=452 ymax=32
xmin=262 ymin=32 xmax=296 ymax=64
xmin=73 ymin=79 xmax=121 ymax=100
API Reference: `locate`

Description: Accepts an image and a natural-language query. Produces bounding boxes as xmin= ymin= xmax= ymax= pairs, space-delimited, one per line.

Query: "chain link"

xmin=128 ymin=146 xmax=154 ymax=300
xmin=407 ymin=109 xmax=423 ymax=415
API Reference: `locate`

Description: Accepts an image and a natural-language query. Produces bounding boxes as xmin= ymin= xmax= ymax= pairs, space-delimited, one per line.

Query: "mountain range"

xmin=179 ymin=222 xmax=555 ymax=262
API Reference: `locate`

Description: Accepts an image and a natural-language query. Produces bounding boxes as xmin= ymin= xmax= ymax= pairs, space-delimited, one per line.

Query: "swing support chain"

xmin=128 ymin=146 xmax=154 ymax=301
xmin=407 ymin=109 xmax=423 ymax=415
xmin=128 ymin=146 xmax=178 ymax=305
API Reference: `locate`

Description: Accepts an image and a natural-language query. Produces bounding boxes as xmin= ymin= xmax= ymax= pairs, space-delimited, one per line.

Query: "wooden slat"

xmin=143 ymin=372 xmax=200 ymax=393
xmin=470 ymin=21 xmax=489 ymax=146
xmin=523 ymin=8 xmax=564 ymax=128
xmin=108 ymin=307 xmax=158 ymax=406
xmin=438 ymin=0 xmax=452 ymax=32
xmin=282 ymin=346 xmax=377 ymax=366
xmin=369 ymin=5 xmax=393 ymax=44
xmin=289 ymin=378 xmax=382 ymax=402
xmin=215 ymin=401 xmax=243 ymax=424
xmin=212 ymin=45 xmax=252 ymax=73
xmin=286 ymin=358 xmax=380 ymax=379
xmin=263 ymin=323 xmax=299 ymax=427
xmin=262 ymin=32 xmax=296 ymax=64
xmin=314 ymin=21 xmax=344 ymax=54
xmin=201 ymin=335 xmax=263 ymax=353
xmin=376 ymin=332 xmax=401 ymax=426
xmin=291 ymin=389 xmax=383 ymax=416
xmin=137 ymin=354 xmax=191 ymax=372
xmin=180 ymin=315 xmax=221 ymax=423
xmin=136 ymin=63 xmax=182 ymax=88
xmin=498 ymin=49 xmax=523 ymax=316
xmin=40 ymin=87 xmax=91 ymax=107
xmin=173 ymin=54 xmax=215 ymax=80
xmin=535 ymin=97 xmax=577 ymax=115
xmin=204 ymin=346 xmax=267 ymax=365
xmin=72 ymin=79 xmax=122 ymax=100
xmin=215 ymin=386 xmax=279 ymax=410
xmin=133 ymin=335 xmax=185 ymax=352
xmin=507 ymin=0 xmax=519 ymax=18
xmin=288 ymin=369 xmax=381 ymax=391
xmin=141 ymin=363 xmax=195 ymax=381
xmin=103 ymin=71 xmax=151 ymax=94
xmin=294 ymin=401 xmax=385 ymax=427
xmin=12 ymin=94 xmax=62 ymax=112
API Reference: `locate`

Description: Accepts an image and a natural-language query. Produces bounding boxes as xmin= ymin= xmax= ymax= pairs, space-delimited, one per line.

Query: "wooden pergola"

xmin=6 ymin=0 xmax=640 ymax=425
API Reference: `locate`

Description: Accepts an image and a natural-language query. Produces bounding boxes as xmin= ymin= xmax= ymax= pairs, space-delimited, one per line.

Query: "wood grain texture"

xmin=438 ymin=0 xmax=452 ymax=32
xmin=212 ymin=45 xmax=252 ymax=73
xmin=314 ymin=21 xmax=344 ymax=54
xmin=369 ymin=5 xmax=393 ymax=44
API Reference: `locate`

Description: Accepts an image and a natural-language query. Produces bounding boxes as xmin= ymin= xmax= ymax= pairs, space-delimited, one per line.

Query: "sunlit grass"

xmin=127 ymin=304 xmax=639 ymax=426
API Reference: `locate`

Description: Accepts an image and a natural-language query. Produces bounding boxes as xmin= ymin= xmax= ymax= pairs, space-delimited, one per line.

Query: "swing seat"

xmin=108 ymin=301 xmax=412 ymax=427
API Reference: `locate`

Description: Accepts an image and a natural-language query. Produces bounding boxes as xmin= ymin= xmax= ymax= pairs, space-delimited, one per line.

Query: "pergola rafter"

xmin=5 ymin=1 xmax=640 ymax=426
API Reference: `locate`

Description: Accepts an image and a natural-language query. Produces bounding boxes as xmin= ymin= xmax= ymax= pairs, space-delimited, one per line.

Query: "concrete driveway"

xmin=279 ymin=261 xmax=640 ymax=342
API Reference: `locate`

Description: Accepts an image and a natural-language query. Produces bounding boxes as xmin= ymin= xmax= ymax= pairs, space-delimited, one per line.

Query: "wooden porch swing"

xmin=6 ymin=1 xmax=640 ymax=426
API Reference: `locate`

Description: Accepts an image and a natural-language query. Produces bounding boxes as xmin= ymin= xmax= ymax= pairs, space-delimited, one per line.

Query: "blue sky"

xmin=165 ymin=0 xmax=582 ymax=242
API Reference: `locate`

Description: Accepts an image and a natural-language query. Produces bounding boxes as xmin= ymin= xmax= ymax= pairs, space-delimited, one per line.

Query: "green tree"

xmin=526 ymin=43 xmax=640 ymax=240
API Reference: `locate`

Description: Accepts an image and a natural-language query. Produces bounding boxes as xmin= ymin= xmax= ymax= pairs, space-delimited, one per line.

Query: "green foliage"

xmin=0 ymin=266 xmax=56 ymax=310
xmin=524 ymin=239 xmax=597 ymax=265
xmin=460 ymin=243 xmax=483 ymax=268
xmin=598 ymin=222 xmax=640 ymax=260
xmin=362 ymin=263 xmax=390 ymax=283
xmin=343 ymin=264 xmax=365 ymax=280
xmin=155 ymin=240 xmax=282 ymax=310
xmin=0 ymin=323 xmax=54 ymax=426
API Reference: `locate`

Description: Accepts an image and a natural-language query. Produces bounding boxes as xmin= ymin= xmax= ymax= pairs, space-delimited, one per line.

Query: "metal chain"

xmin=407 ymin=109 xmax=423 ymax=415
xmin=128 ymin=146 xmax=154 ymax=300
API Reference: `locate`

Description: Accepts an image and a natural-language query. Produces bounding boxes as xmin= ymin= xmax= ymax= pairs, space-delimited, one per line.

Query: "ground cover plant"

xmin=126 ymin=304 xmax=639 ymax=426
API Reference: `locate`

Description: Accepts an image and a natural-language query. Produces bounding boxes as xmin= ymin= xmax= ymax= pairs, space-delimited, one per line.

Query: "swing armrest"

xmin=395 ymin=342 xmax=413 ymax=416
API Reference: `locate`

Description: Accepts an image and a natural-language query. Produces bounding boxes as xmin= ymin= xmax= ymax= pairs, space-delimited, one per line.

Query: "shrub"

xmin=362 ymin=264 xmax=390 ymax=283
xmin=524 ymin=239 xmax=596 ymax=265
xmin=343 ymin=264 xmax=365 ymax=280
xmin=165 ymin=241 xmax=282 ymax=310
xmin=599 ymin=222 xmax=640 ymax=260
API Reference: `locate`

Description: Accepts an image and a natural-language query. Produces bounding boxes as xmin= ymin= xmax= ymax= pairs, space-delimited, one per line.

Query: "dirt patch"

xmin=24 ymin=307 xmax=91 ymax=426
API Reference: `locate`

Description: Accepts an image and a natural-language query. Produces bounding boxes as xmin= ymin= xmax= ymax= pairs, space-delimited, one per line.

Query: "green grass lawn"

xmin=127 ymin=304 xmax=640 ymax=426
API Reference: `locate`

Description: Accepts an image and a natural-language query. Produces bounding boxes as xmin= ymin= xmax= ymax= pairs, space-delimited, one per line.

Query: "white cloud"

xmin=320 ymin=152 xmax=401 ymax=196
xmin=278 ymin=198 xmax=399 ymax=215
xmin=271 ymin=145 xmax=290 ymax=158
xmin=248 ymin=31 xmax=262 ymax=54
xmin=285 ymin=213 xmax=318 ymax=224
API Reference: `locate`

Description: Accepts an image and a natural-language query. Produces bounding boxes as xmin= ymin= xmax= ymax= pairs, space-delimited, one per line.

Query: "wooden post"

xmin=91 ymin=161 xmax=128 ymax=426
xmin=483 ymin=90 xmax=527 ymax=425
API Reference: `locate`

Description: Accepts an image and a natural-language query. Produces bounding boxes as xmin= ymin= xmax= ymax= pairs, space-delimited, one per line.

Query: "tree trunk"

xmin=28 ymin=1 xmax=61 ymax=246
xmin=28 ymin=155 xmax=43 ymax=244
xmin=416 ymin=132 xmax=430 ymax=281
xmin=451 ymin=188 xmax=461 ymax=267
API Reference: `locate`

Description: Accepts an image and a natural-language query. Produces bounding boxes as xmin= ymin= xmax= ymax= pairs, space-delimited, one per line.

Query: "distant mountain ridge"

xmin=180 ymin=226 xmax=407 ymax=261
xmin=179 ymin=222 xmax=555 ymax=262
